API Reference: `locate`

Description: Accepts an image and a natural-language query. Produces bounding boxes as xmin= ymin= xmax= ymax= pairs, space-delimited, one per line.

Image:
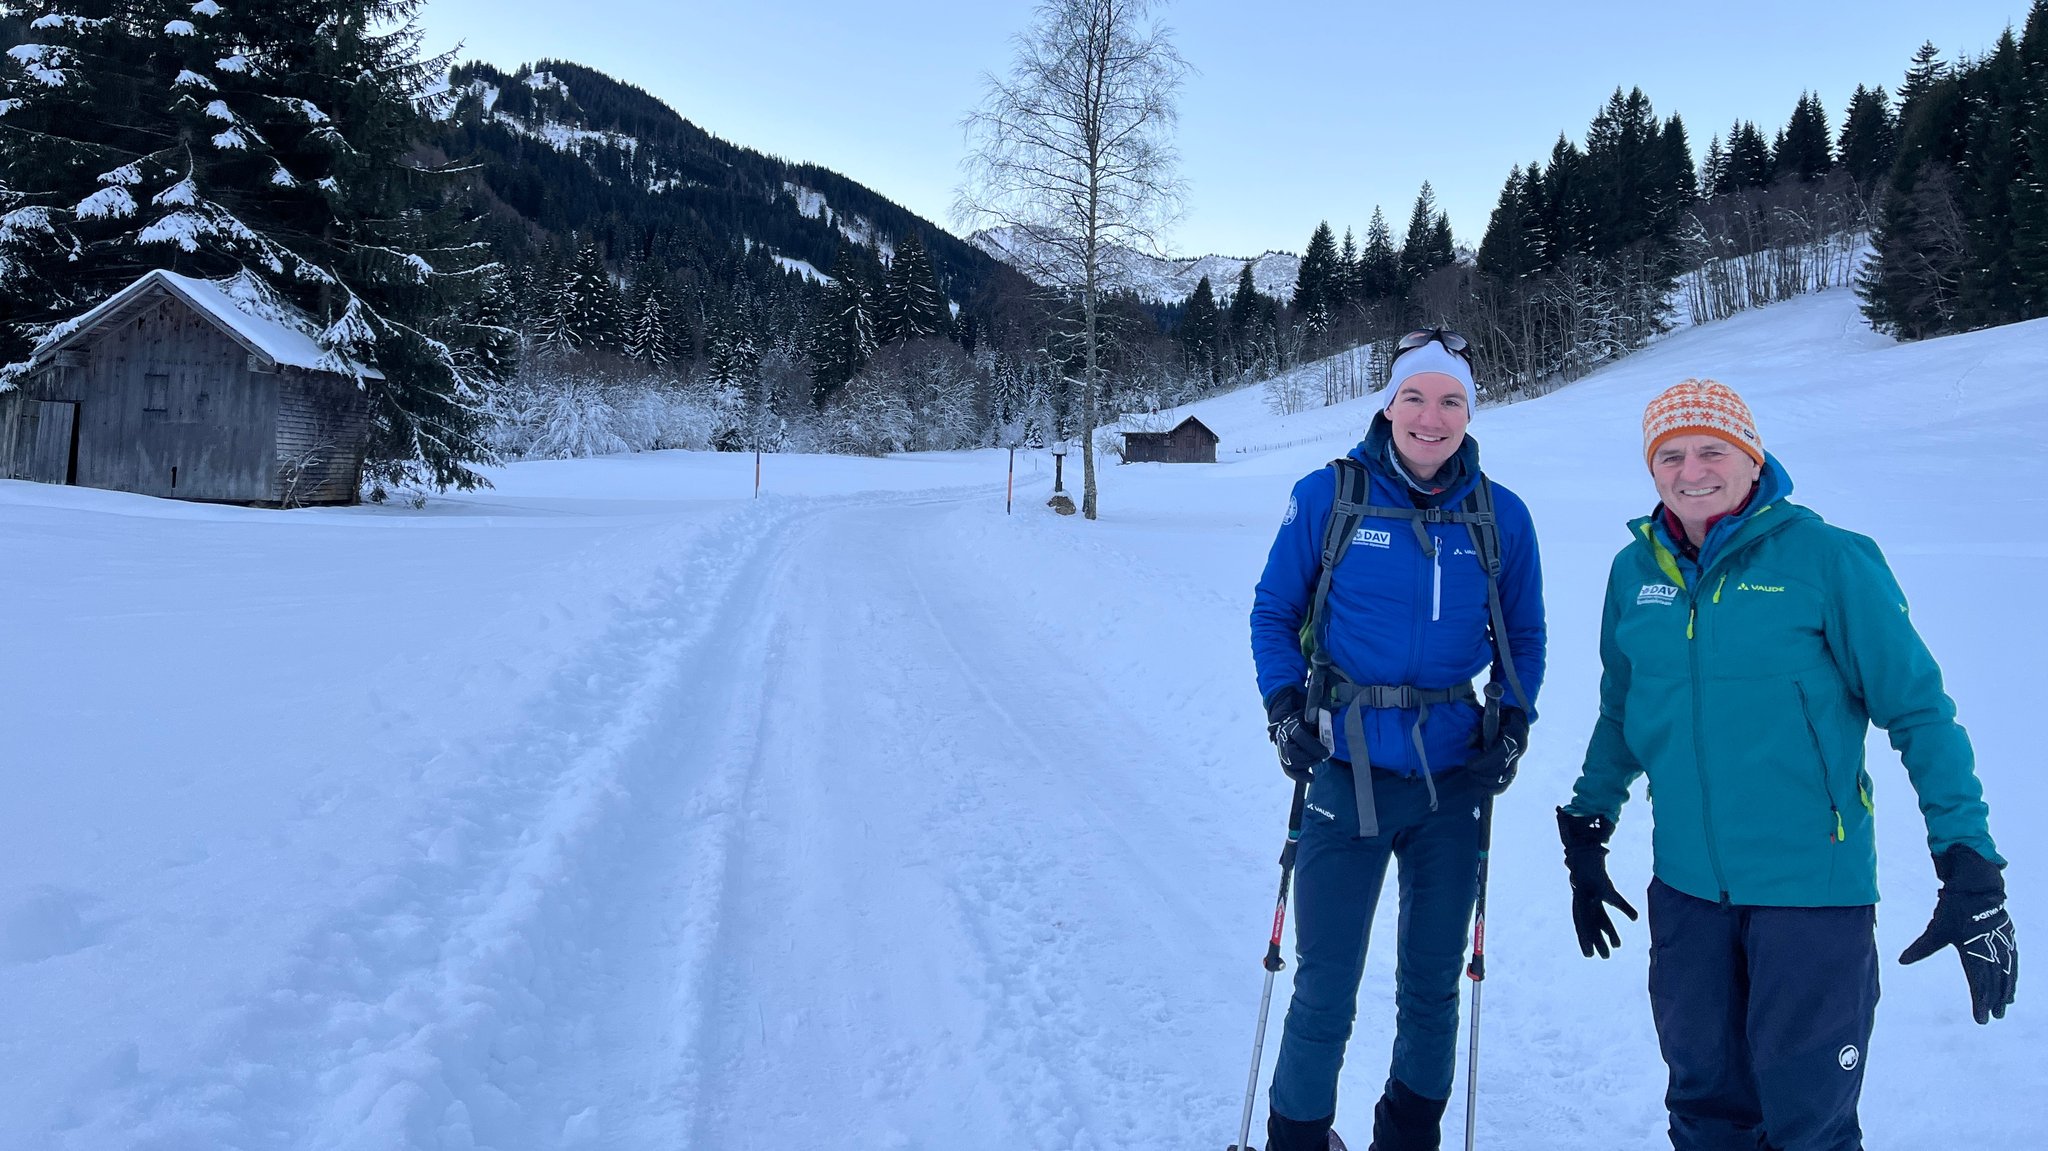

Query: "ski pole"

xmin=1464 ymin=683 xmax=1502 ymax=1151
xmin=1232 ymin=775 xmax=1309 ymax=1151
xmin=1463 ymin=793 xmax=1494 ymax=1151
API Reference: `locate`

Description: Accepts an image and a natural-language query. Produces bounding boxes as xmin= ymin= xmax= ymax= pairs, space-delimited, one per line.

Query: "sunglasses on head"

xmin=1396 ymin=327 xmax=1471 ymax=359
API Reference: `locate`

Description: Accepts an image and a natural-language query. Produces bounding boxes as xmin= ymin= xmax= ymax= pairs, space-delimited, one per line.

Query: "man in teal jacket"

xmin=1558 ymin=379 xmax=2016 ymax=1151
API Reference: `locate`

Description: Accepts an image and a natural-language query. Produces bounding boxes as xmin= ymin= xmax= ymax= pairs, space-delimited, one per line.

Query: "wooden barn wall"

xmin=1167 ymin=423 xmax=1217 ymax=462
xmin=274 ymin=368 xmax=370 ymax=505
xmin=0 ymin=388 xmax=20 ymax=475
xmin=1124 ymin=434 xmax=1165 ymax=464
xmin=58 ymin=294 xmax=277 ymax=501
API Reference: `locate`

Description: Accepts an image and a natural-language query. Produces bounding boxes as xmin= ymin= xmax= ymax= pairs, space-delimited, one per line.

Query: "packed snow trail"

xmin=674 ymin=494 xmax=1275 ymax=1150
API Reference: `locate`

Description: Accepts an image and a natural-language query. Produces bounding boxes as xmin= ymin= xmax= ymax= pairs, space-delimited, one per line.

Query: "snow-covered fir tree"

xmin=1178 ymin=273 xmax=1218 ymax=381
xmin=705 ymin=315 xmax=760 ymax=451
xmin=626 ymin=287 xmax=673 ymax=366
xmin=1838 ymin=84 xmax=1898 ymax=192
xmin=876 ymin=229 xmax=949 ymax=343
xmin=1335 ymin=227 xmax=1360 ymax=310
xmin=0 ymin=0 xmax=504 ymax=490
xmin=1291 ymin=221 xmax=1338 ymax=333
xmin=540 ymin=240 xmax=622 ymax=353
xmin=808 ymin=249 xmax=877 ymax=400
xmin=1360 ymin=208 xmax=1400 ymax=301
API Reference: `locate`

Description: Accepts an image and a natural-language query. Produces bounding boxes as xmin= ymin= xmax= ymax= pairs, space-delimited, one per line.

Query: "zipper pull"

xmin=1687 ymin=604 xmax=1696 ymax=640
xmin=1832 ymin=807 xmax=1844 ymax=843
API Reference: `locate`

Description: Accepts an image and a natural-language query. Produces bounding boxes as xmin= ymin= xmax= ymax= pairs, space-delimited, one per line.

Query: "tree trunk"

xmin=1081 ymin=278 xmax=1099 ymax=520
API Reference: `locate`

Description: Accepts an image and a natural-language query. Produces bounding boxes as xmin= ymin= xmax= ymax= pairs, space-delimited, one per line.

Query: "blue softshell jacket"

xmin=1250 ymin=420 xmax=1547 ymax=774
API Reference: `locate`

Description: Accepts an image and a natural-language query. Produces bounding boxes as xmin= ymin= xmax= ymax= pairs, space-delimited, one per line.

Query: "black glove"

xmin=1466 ymin=707 xmax=1528 ymax=797
xmin=1265 ymin=686 xmax=1328 ymax=784
xmin=1900 ymin=844 xmax=2017 ymax=1024
xmin=1558 ymin=808 xmax=1639 ymax=959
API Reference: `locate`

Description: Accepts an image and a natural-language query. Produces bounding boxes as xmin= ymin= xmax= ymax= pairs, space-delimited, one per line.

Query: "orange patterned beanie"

xmin=1642 ymin=379 xmax=1764 ymax=469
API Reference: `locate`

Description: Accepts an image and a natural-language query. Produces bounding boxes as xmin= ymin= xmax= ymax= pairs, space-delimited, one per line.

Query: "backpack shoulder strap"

xmin=1318 ymin=457 xmax=1370 ymax=574
xmin=1304 ymin=457 xmax=1370 ymax=661
xmin=1465 ymin=474 xmax=1503 ymax=579
xmin=1464 ymin=473 xmax=1530 ymax=715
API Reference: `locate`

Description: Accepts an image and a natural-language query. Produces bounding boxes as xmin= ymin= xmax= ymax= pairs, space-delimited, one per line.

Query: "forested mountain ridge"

xmin=433 ymin=59 xmax=1012 ymax=307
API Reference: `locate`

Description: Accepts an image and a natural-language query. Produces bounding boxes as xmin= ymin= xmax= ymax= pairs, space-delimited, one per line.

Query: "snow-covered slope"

xmin=1 ymin=288 xmax=2039 ymax=1149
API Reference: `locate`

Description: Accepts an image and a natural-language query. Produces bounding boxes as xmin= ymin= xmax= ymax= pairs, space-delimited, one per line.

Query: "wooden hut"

xmin=1123 ymin=416 xmax=1219 ymax=463
xmin=0 ymin=269 xmax=376 ymax=506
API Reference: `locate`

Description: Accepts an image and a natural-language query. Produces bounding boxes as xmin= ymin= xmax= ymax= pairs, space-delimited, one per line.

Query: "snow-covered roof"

xmin=31 ymin=268 xmax=383 ymax=380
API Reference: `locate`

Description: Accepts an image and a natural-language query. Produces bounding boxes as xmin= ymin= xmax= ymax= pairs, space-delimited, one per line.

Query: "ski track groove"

xmin=679 ymin=496 xmax=1251 ymax=1150
xmin=67 ymin=496 xmax=835 ymax=1150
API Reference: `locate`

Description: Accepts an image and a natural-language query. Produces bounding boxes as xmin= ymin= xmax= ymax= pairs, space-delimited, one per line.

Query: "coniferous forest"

xmin=2 ymin=2 xmax=2042 ymax=488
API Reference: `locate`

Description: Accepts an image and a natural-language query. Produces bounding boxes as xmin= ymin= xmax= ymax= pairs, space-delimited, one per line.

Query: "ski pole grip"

xmin=1482 ymin=681 xmax=1504 ymax=747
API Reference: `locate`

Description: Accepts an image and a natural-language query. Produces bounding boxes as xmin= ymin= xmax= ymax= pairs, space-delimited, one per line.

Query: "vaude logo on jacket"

xmin=1351 ymin=527 xmax=1393 ymax=548
xmin=1637 ymin=583 xmax=1681 ymax=607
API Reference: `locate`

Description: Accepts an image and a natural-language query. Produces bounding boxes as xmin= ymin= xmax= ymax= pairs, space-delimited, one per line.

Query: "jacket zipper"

xmin=1796 ymin=682 xmax=1845 ymax=843
xmin=1686 ymin=582 xmax=1732 ymax=904
xmin=1431 ymin=538 xmax=1442 ymax=622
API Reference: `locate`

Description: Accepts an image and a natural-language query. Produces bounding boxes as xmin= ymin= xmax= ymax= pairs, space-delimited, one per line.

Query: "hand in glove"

xmin=1466 ymin=707 xmax=1528 ymax=797
xmin=1265 ymin=685 xmax=1328 ymax=784
xmin=1900 ymin=844 xmax=2017 ymax=1024
xmin=1557 ymin=807 xmax=1638 ymax=959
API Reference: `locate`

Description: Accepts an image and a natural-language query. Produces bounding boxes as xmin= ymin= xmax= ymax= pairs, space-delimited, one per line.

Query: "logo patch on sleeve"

xmin=1282 ymin=495 xmax=1297 ymax=526
xmin=1637 ymin=583 xmax=1681 ymax=606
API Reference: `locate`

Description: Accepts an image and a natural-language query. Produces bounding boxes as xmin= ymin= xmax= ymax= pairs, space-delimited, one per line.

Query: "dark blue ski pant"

xmin=1268 ymin=761 xmax=1480 ymax=1124
xmin=1647 ymin=879 xmax=1879 ymax=1151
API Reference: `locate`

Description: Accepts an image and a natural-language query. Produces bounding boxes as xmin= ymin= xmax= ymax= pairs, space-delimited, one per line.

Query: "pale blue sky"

xmin=415 ymin=0 xmax=2031 ymax=259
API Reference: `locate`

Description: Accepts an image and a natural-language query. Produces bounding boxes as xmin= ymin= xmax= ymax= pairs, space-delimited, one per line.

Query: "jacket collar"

xmin=1356 ymin=412 xmax=1481 ymax=508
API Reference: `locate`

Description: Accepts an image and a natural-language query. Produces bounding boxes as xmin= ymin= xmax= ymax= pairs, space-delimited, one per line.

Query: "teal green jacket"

xmin=1568 ymin=455 xmax=1999 ymax=906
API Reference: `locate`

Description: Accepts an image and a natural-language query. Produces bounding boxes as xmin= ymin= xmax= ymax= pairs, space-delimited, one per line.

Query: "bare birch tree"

xmin=956 ymin=0 xmax=1189 ymax=520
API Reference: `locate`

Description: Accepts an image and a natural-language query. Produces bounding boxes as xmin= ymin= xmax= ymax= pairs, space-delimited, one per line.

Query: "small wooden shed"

xmin=0 ymin=268 xmax=376 ymax=506
xmin=1123 ymin=416 xmax=1219 ymax=463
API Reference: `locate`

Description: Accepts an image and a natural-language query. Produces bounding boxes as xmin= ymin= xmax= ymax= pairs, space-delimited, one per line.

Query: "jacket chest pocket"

xmin=1703 ymin=577 xmax=1826 ymax=665
xmin=1616 ymin=590 xmax=1693 ymax=668
xmin=1429 ymin=533 xmax=1494 ymax=630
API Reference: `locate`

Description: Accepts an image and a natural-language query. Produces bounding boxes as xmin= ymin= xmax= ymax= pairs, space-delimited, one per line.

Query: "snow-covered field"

xmin=3 ymin=288 xmax=2042 ymax=1149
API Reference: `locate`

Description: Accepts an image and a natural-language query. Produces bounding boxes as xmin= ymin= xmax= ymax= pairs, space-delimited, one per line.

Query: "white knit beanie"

xmin=1383 ymin=341 xmax=1477 ymax=412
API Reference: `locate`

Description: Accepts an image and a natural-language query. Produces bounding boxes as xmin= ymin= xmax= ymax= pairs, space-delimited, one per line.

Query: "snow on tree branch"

xmin=7 ymin=43 xmax=71 ymax=87
xmin=74 ymin=185 xmax=136 ymax=220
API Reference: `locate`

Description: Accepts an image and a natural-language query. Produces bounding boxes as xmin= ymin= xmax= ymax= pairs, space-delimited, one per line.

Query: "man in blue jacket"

xmin=1250 ymin=330 xmax=1546 ymax=1151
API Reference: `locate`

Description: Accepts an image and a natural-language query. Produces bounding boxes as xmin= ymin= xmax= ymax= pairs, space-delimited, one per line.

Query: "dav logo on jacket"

xmin=1637 ymin=583 xmax=1681 ymax=607
xmin=1351 ymin=527 xmax=1393 ymax=548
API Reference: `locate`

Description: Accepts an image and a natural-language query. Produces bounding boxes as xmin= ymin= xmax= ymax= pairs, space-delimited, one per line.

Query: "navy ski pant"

xmin=1268 ymin=761 xmax=1480 ymax=1124
xmin=1647 ymin=879 xmax=1879 ymax=1151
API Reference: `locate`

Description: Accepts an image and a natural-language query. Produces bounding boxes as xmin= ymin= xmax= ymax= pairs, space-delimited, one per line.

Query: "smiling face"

xmin=1651 ymin=433 xmax=1762 ymax=544
xmin=1385 ymin=371 xmax=1470 ymax=480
